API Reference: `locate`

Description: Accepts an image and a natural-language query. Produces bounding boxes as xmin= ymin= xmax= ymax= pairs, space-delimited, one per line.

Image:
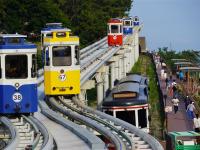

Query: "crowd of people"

xmin=154 ymin=53 xmax=200 ymax=133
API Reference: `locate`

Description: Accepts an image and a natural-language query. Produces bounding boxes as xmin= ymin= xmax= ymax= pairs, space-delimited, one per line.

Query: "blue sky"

xmin=130 ymin=0 xmax=200 ymax=51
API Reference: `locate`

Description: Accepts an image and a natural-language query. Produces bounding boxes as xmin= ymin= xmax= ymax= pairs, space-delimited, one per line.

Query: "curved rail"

xmin=28 ymin=116 xmax=54 ymax=150
xmin=39 ymin=99 xmax=106 ymax=150
xmin=73 ymin=97 xmax=164 ymax=150
xmin=0 ymin=116 xmax=19 ymax=150
xmin=22 ymin=115 xmax=41 ymax=149
xmin=48 ymin=97 xmax=129 ymax=150
xmin=58 ymin=96 xmax=133 ymax=149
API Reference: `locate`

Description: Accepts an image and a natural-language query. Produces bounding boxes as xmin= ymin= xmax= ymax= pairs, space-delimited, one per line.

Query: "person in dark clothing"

xmin=184 ymin=96 xmax=190 ymax=110
xmin=165 ymin=78 xmax=169 ymax=87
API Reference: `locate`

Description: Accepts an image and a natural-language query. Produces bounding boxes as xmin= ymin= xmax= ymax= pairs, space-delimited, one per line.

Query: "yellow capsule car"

xmin=41 ymin=23 xmax=80 ymax=95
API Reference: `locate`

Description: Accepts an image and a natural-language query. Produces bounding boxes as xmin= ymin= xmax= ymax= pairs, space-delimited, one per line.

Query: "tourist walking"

xmin=187 ymin=101 xmax=195 ymax=120
xmin=179 ymin=70 xmax=184 ymax=81
xmin=172 ymin=97 xmax=180 ymax=114
xmin=184 ymin=96 xmax=190 ymax=110
xmin=193 ymin=114 xmax=200 ymax=132
xmin=165 ymin=77 xmax=169 ymax=88
xmin=172 ymin=83 xmax=177 ymax=98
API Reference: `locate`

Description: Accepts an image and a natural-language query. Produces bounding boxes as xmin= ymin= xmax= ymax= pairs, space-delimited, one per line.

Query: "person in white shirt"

xmin=187 ymin=101 xmax=195 ymax=119
xmin=193 ymin=114 xmax=200 ymax=132
xmin=172 ymin=97 xmax=179 ymax=114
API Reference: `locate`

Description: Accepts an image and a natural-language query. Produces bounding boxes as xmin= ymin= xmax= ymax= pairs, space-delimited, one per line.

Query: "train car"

xmin=41 ymin=23 xmax=80 ymax=95
xmin=133 ymin=16 xmax=140 ymax=26
xmin=0 ymin=34 xmax=37 ymax=114
xmin=166 ymin=131 xmax=200 ymax=150
xmin=123 ymin=17 xmax=133 ymax=35
xmin=102 ymin=74 xmax=149 ymax=132
xmin=107 ymin=18 xmax=123 ymax=46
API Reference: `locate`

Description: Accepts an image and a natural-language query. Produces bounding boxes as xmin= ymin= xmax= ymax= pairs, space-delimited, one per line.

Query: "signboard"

xmin=113 ymin=92 xmax=137 ymax=99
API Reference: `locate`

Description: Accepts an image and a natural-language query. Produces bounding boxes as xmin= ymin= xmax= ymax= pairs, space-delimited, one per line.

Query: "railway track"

xmin=47 ymin=96 xmax=132 ymax=150
xmin=47 ymin=96 xmax=161 ymax=150
xmin=71 ymin=97 xmax=159 ymax=150
xmin=0 ymin=115 xmax=53 ymax=150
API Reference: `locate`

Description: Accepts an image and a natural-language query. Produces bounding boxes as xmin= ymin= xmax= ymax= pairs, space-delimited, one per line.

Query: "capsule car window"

xmin=56 ymin=32 xmax=66 ymax=38
xmin=111 ymin=25 xmax=119 ymax=33
xmin=5 ymin=55 xmax=28 ymax=79
xmin=52 ymin=46 xmax=71 ymax=66
xmin=8 ymin=37 xmax=21 ymax=44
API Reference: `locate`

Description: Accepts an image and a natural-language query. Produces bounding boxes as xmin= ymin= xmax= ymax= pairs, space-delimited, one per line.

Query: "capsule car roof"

xmin=0 ymin=34 xmax=36 ymax=49
xmin=112 ymin=82 xmax=140 ymax=94
xmin=103 ymin=82 xmax=148 ymax=107
xmin=119 ymin=74 xmax=148 ymax=85
xmin=0 ymin=34 xmax=27 ymax=38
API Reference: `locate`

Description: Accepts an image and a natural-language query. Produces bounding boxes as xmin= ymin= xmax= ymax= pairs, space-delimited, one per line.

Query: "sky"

xmin=130 ymin=0 xmax=200 ymax=51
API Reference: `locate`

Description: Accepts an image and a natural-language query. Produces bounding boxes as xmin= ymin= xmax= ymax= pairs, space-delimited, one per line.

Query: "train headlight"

xmin=15 ymin=83 xmax=20 ymax=88
xmin=60 ymin=69 xmax=64 ymax=74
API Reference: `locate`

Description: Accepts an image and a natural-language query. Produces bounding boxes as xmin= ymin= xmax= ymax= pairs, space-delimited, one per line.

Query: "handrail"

xmin=0 ymin=116 xmax=19 ymax=150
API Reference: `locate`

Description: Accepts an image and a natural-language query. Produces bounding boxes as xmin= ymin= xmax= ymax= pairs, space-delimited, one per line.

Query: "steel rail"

xmin=0 ymin=116 xmax=19 ymax=150
xmin=29 ymin=116 xmax=54 ymax=150
xmin=80 ymin=38 xmax=107 ymax=60
xmin=73 ymin=97 xmax=164 ymax=150
xmin=80 ymin=37 xmax=107 ymax=57
xmin=58 ymin=96 xmax=133 ymax=150
xmin=48 ymin=96 xmax=127 ymax=150
xmin=39 ymin=99 xmax=106 ymax=150
xmin=22 ymin=115 xmax=41 ymax=149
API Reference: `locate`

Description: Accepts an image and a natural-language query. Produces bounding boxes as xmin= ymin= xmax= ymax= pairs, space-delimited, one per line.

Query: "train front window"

xmin=56 ymin=32 xmax=66 ymax=38
xmin=124 ymin=21 xmax=130 ymax=26
xmin=8 ymin=37 xmax=21 ymax=44
xmin=111 ymin=25 xmax=119 ymax=33
xmin=52 ymin=46 xmax=71 ymax=66
xmin=5 ymin=55 xmax=28 ymax=79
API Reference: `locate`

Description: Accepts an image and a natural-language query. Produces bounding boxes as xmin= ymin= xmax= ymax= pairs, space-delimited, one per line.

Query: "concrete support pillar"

xmin=103 ymin=66 xmax=109 ymax=97
xmin=110 ymin=62 xmax=115 ymax=89
xmin=122 ymin=55 xmax=126 ymax=77
xmin=118 ymin=58 xmax=122 ymax=80
xmin=135 ymin=109 xmax=139 ymax=128
xmin=128 ymin=48 xmax=132 ymax=71
xmin=78 ymin=89 xmax=87 ymax=105
xmin=80 ymin=80 xmax=95 ymax=105
xmin=114 ymin=60 xmax=119 ymax=81
xmin=95 ymin=72 xmax=104 ymax=107
xmin=134 ymin=32 xmax=139 ymax=62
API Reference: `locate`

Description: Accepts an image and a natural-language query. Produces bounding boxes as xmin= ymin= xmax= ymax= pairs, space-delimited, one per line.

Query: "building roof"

xmin=174 ymin=62 xmax=193 ymax=65
xmin=171 ymin=58 xmax=188 ymax=62
xmin=179 ymin=67 xmax=200 ymax=72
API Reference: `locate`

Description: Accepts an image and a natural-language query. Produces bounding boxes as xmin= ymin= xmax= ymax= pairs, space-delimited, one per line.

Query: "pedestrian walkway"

xmin=154 ymin=55 xmax=193 ymax=132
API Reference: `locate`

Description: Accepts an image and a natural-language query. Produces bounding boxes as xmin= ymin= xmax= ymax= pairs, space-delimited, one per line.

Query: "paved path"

xmin=154 ymin=56 xmax=193 ymax=132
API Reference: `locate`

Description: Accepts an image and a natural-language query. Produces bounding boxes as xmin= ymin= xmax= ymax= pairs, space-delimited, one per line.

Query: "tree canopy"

xmin=0 ymin=0 xmax=132 ymax=47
